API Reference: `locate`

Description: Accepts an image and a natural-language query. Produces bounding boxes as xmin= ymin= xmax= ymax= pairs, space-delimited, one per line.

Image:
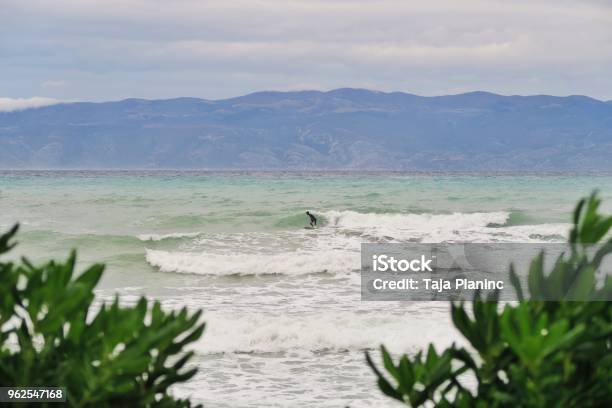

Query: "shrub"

xmin=0 ymin=225 xmax=205 ymax=407
xmin=367 ymin=193 xmax=612 ymax=407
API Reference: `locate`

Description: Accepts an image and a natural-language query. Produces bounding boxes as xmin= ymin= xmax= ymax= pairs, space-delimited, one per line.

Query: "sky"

xmin=1 ymin=0 xmax=611 ymax=110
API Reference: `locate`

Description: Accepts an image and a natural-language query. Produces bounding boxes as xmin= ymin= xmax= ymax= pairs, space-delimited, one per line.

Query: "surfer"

xmin=306 ymin=211 xmax=317 ymax=227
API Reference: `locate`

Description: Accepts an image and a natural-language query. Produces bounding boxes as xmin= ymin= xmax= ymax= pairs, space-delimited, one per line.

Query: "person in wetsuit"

xmin=306 ymin=211 xmax=317 ymax=227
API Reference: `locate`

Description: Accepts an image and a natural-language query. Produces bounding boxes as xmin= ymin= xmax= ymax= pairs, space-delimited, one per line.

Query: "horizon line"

xmin=2 ymin=169 xmax=612 ymax=176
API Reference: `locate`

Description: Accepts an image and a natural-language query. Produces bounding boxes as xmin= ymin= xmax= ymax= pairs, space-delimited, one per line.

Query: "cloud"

xmin=0 ymin=97 xmax=61 ymax=112
xmin=1 ymin=0 xmax=611 ymax=100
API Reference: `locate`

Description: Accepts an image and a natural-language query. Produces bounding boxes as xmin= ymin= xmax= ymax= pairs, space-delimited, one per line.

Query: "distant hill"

xmin=1 ymin=89 xmax=612 ymax=170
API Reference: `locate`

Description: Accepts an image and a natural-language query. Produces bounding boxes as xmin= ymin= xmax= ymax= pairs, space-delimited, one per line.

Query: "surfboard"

xmin=303 ymin=226 xmax=316 ymax=230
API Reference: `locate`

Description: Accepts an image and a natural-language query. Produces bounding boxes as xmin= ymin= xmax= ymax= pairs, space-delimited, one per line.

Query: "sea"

xmin=1 ymin=171 xmax=610 ymax=407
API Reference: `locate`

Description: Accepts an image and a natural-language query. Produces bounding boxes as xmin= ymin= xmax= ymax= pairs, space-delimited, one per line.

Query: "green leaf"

xmin=510 ymin=263 xmax=524 ymax=301
xmin=0 ymin=224 xmax=19 ymax=255
xmin=0 ymin=225 xmax=204 ymax=406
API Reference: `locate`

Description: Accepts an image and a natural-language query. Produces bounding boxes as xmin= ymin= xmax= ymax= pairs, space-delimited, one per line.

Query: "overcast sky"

xmin=1 ymin=0 xmax=611 ymax=108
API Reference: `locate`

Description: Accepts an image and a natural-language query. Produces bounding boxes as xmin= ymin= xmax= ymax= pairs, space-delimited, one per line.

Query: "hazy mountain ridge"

xmin=1 ymin=89 xmax=612 ymax=170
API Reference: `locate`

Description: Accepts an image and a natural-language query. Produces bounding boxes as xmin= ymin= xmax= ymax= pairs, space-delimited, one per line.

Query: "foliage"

xmin=367 ymin=192 xmax=612 ymax=407
xmin=0 ymin=224 xmax=205 ymax=407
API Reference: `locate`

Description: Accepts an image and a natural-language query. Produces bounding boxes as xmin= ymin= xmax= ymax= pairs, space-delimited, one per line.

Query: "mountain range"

xmin=1 ymin=88 xmax=612 ymax=170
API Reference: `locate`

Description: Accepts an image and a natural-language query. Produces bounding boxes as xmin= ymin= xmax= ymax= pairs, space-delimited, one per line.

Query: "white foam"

xmin=495 ymin=223 xmax=570 ymax=242
xmin=324 ymin=210 xmax=510 ymax=232
xmin=198 ymin=309 xmax=460 ymax=354
xmin=322 ymin=210 xmax=568 ymax=243
xmin=145 ymin=248 xmax=359 ymax=276
xmin=137 ymin=232 xmax=202 ymax=241
xmin=324 ymin=210 xmax=511 ymax=241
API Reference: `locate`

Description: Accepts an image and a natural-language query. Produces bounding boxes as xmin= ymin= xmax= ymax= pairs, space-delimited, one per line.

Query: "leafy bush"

xmin=367 ymin=193 xmax=612 ymax=407
xmin=0 ymin=225 xmax=205 ymax=407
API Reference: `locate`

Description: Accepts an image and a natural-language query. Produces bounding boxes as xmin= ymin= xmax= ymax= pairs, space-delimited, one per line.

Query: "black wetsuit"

xmin=307 ymin=212 xmax=317 ymax=227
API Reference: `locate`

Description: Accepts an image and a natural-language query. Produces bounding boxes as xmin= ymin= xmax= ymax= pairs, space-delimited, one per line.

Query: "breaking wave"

xmin=324 ymin=209 xmax=510 ymax=231
xmin=145 ymin=248 xmax=359 ymax=276
xmin=143 ymin=210 xmax=570 ymax=276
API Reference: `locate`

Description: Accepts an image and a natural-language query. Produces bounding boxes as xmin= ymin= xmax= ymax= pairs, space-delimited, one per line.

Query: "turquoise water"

xmin=1 ymin=171 xmax=610 ymax=406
